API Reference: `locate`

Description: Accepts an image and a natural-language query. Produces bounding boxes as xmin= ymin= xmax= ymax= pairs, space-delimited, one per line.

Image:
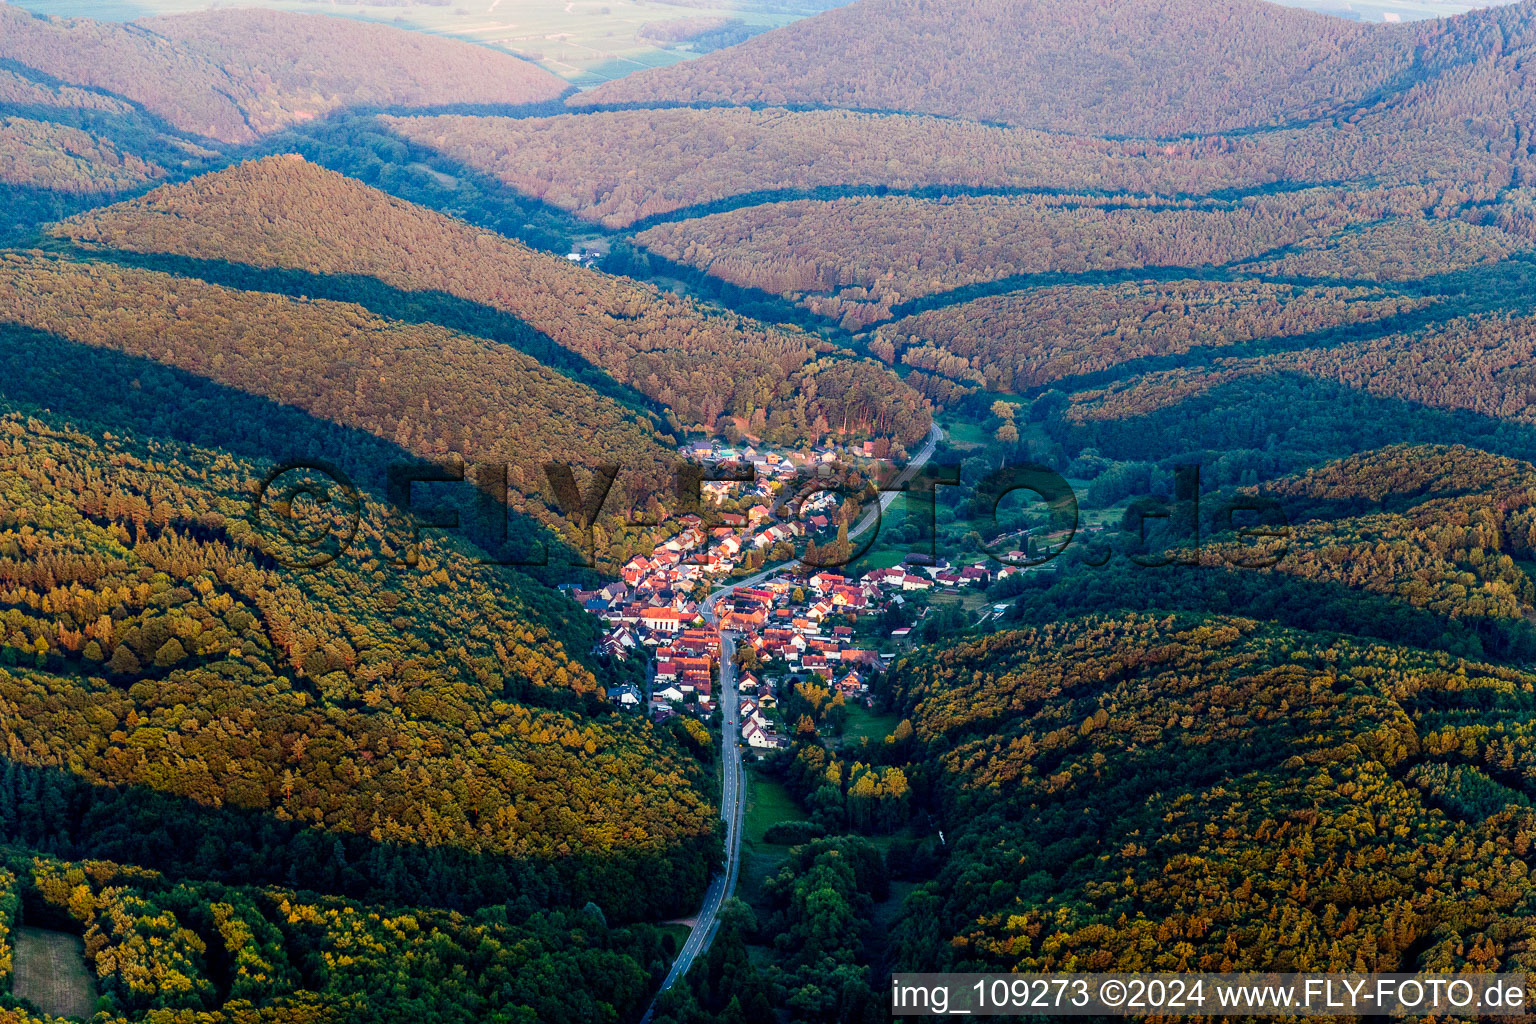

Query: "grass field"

xmin=744 ymin=769 xmax=801 ymax=845
xmin=940 ymin=414 xmax=993 ymax=450
xmin=737 ymin=768 xmax=803 ymax=918
xmin=840 ymin=704 xmax=901 ymax=744
xmin=13 ymin=926 xmax=96 ymax=1020
xmin=931 ymin=589 xmax=991 ymax=612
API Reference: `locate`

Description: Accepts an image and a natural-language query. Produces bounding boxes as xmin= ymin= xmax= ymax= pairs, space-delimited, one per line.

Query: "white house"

xmin=642 ymin=607 xmax=687 ymax=633
xmin=742 ymin=718 xmax=782 ymax=749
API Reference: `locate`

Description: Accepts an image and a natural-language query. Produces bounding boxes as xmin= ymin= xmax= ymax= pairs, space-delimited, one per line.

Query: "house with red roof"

xmin=960 ymin=565 xmax=992 ymax=585
xmin=831 ymin=585 xmax=866 ymax=609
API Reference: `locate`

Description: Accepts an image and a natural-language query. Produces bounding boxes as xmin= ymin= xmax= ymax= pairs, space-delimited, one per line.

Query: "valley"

xmin=3 ymin=0 xmax=1536 ymax=1021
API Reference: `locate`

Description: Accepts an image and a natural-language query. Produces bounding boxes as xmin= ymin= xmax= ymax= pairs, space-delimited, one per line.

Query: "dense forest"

xmin=576 ymin=0 xmax=1418 ymax=135
xmin=395 ymin=91 xmax=1536 ymax=237
xmin=0 ymin=250 xmax=676 ymax=562
xmin=0 ymin=7 xmax=574 ymax=243
xmin=55 ymin=157 xmax=931 ymax=445
xmin=881 ymin=610 xmax=1536 ymax=975
xmin=0 ymin=68 xmax=135 ymax=118
xmin=0 ymin=118 xmax=162 ymax=195
xmin=574 ymin=0 xmax=1536 ymax=192
xmin=874 ymin=280 xmax=1426 ymax=392
xmin=0 ymin=7 xmax=567 ymax=145
xmin=379 ymin=108 xmax=1276 ymax=230
xmin=0 ymin=405 xmax=717 ymax=920
xmin=1239 ymin=217 xmax=1535 ymax=281
xmin=629 ymin=188 xmax=1467 ymax=326
xmin=475 ymin=0 xmax=1536 ymax=351
xmin=850 ymin=444 xmax=1536 ymax=979
xmin=995 ymin=445 xmax=1536 ymax=656
xmin=384 ymin=105 xmax=1524 ymax=236
xmin=638 ymin=16 xmax=766 ymax=51
xmin=0 ymin=847 xmax=680 ymax=1022
xmin=1067 ymin=309 xmax=1536 ymax=430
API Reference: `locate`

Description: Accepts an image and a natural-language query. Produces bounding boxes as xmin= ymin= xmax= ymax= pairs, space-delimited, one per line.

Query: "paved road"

xmin=638 ymin=422 xmax=942 ymax=1020
xmin=849 ymin=419 xmax=945 ymax=545
xmin=639 ymin=630 xmax=743 ymax=1022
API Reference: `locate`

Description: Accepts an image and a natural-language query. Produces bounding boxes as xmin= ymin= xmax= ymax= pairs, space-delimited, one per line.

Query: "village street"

xmin=639 ymin=422 xmax=943 ymax=1018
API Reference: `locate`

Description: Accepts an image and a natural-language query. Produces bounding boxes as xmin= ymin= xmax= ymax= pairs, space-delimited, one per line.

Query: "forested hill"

xmin=869 ymin=444 xmax=1536 ymax=973
xmin=0 ymin=249 xmax=678 ymax=566
xmin=53 ymin=155 xmax=933 ymax=445
xmin=883 ymin=610 xmax=1536 ymax=975
xmin=0 ymin=5 xmax=571 ymax=239
xmin=575 ymin=0 xmax=1424 ymax=134
xmin=0 ymin=404 xmax=718 ymax=1021
xmin=0 ymin=6 xmax=568 ymax=146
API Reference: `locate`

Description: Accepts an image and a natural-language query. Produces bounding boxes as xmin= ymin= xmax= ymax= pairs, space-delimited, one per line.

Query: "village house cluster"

xmin=561 ymin=440 xmax=1037 ymax=750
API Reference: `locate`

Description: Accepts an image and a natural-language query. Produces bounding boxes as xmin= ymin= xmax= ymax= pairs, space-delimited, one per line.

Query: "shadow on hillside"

xmin=0 ymin=58 xmax=227 ymax=168
xmin=0 ymin=323 xmax=595 ymax=574
xmin=1055 ymin=370 xmax=1536 ymax=481
xmin=1033 ymin=256 xmax=1536 ymax=395
xmin=1001 ymin=556 xmax=1536 ymax=668
xmin=47 ymin=245 xmax=660 ymax=418
xmin=624 ymin=183 xmax=1225 ymax=234
xmin=0 ymin=186 xmax=134 ymax=248
xmin=0 ymin=758 xmax=715 ymax=922
xmin=885 ymin=247 xmax=1536 ymax=328
xmin=620 ymin=244 xmax=840 ymax=331
xmin=250 ymin=112 xmax=596 ymax=254
xmin=1031 ymin=301 xmax=1443 ymax=400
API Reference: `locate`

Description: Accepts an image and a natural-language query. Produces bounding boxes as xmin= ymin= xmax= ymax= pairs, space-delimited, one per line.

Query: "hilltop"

xmin=0 ymin=6 xmax=567 ymax=145
xmin=54 ymin=155 xmax=932 ymax=445
xmin=576 ymin=0 xmax=1422 ymax=135
xmin=0 ymin=249 xmax=675 ymax=555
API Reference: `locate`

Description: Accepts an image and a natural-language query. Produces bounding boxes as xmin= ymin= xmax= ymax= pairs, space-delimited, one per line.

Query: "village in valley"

xmin=561 ymin=437 xmax=1034 ymax=753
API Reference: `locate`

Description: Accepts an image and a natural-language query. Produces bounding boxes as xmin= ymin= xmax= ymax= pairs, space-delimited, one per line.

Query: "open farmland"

xmin=12 ymin=926 xmax=96 ymax=1020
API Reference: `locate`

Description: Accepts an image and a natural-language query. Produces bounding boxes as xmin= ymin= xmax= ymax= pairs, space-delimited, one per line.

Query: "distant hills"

xmin=0 ymin=6 xmax=567 ymax=146
xmin=0 ymin=5 xmax=572 ymax=237
xmin=1282 ymin=0 xmax=1517 ymax=20
xmin=53 ymin=155 xmax=932 ymax=446
xmin=578 ymin=0 xmax=1536 ymax=141
xmin=577 ymin=0 xmax=1421 ymax=135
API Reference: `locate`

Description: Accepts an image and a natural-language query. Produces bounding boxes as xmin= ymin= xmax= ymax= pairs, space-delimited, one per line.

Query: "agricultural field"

xmin=12 ymin=926 xmax=96 ymax=1020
